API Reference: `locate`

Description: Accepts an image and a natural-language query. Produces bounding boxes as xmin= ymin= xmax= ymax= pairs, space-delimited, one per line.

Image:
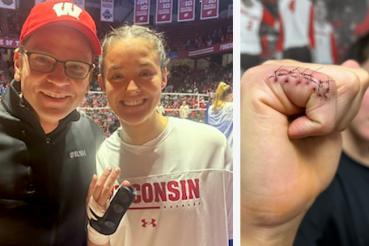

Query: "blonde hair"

xmin=212 ymin=81 xmax=231 ymax=110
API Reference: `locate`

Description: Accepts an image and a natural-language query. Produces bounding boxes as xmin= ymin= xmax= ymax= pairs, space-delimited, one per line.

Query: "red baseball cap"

xmin=20 ymin=0 xmax=101 ymax=56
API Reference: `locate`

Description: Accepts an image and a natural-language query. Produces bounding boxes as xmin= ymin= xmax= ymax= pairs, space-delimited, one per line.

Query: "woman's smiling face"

xmin=100 ymin=37 xmax=167 ymax=127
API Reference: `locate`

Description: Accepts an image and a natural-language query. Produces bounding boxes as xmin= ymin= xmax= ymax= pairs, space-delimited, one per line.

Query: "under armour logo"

xmin=141 ymin=218 xmax=157 ymax=227
xmin=53 ymin=2 xmax=82 ymax=19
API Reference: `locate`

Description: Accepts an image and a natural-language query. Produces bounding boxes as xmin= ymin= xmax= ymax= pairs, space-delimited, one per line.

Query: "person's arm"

xmin=241 ymin=60 xmax=369 ymax=245
xmin=87 ymin=226 xmax=110 ymax=246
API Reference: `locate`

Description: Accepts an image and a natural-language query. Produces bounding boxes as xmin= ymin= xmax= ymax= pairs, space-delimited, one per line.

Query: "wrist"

xmin=87 ymin=196 xmax=110 ymax=245
xmin=87 ymin=223 xmax=110 ymax=245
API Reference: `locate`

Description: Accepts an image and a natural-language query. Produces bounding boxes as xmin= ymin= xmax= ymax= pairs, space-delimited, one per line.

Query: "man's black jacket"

xmin=0 ymin=81 xmax=104 ymax=245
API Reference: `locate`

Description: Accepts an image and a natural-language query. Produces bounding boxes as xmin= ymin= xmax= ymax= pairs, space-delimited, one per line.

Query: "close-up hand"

xmin=241 ymin=60 xmax=369 ymax=244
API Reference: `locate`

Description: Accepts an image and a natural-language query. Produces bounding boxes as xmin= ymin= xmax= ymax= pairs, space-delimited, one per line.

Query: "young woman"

xmin=87 ymin=25 xmax=232 ymax=246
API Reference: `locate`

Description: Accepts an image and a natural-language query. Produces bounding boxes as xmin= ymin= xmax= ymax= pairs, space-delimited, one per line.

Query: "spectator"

xmin=179 ymin=100 xmax=191 ymax=119
xmin=207 ymin=81 xmax=233 ymax=148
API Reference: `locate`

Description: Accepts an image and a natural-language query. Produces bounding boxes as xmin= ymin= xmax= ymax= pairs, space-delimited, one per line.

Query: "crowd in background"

xmin=166 ymin=64 xmax=232 ymax=93
xmin=241 ymin=0 xmax=369 ymax=71
xmin=0 ymin=49 xmax=14 ymax=82
xmin=0 ymin=11 xmax=23 ymax=36
xmin=80 ymin=93 xmax=211 ymax=136
xmin=183 ymin=25 xmax=233 ymax=51
xmin=162 ymin=19 xmax=232 ymax=52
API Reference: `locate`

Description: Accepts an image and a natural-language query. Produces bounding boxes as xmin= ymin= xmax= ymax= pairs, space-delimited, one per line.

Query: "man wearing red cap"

xmin=0 ymin=1 xmax=104 ymax=245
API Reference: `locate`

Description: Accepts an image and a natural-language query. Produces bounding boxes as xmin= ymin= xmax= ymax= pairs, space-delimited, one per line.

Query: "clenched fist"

xmin=241 ymin=60 xmax=369 ymax=245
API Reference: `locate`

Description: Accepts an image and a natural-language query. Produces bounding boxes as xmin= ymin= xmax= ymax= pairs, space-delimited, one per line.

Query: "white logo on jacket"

xmin=69 ymin=150 xmax=87 ymax=159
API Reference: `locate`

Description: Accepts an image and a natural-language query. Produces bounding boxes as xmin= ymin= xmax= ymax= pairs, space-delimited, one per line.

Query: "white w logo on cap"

xmin=53 ymin=2 xmax=82 ymax=19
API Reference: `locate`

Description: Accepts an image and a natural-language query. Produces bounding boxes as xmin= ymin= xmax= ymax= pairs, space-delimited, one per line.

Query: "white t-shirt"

xmin=96 ymin=117 xmax=233 ymax=246
xmin=278 ymin=0 xmax=314 ymax=49
xmin=240 ymin=0 xmax=263 ymax=54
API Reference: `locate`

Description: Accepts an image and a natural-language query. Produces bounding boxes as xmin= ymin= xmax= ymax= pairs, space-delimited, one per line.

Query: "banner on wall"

xmin=134 ymin=0 xmax=150 ymax=25
xmin=177 ymin=0 xmax=195 ymax=22
xmin=200 ymin=0 xmax=219 ymax=20
xmin=0 ymin=0 xmax=16 ymax=9
xmin=188 ymin=42 xmax=232 ymax=57
xmin=0 ymin=37 xmax=19 ymax=48
xmin=101 ymin=0 xmax=114 ymax=22
xmin=156 ymin=0 xmax=172 ymax=24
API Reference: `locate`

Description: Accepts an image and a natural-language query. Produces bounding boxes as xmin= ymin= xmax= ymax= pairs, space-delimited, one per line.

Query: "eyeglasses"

xmin=19 ymin=48 xmax=95 ymax=80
